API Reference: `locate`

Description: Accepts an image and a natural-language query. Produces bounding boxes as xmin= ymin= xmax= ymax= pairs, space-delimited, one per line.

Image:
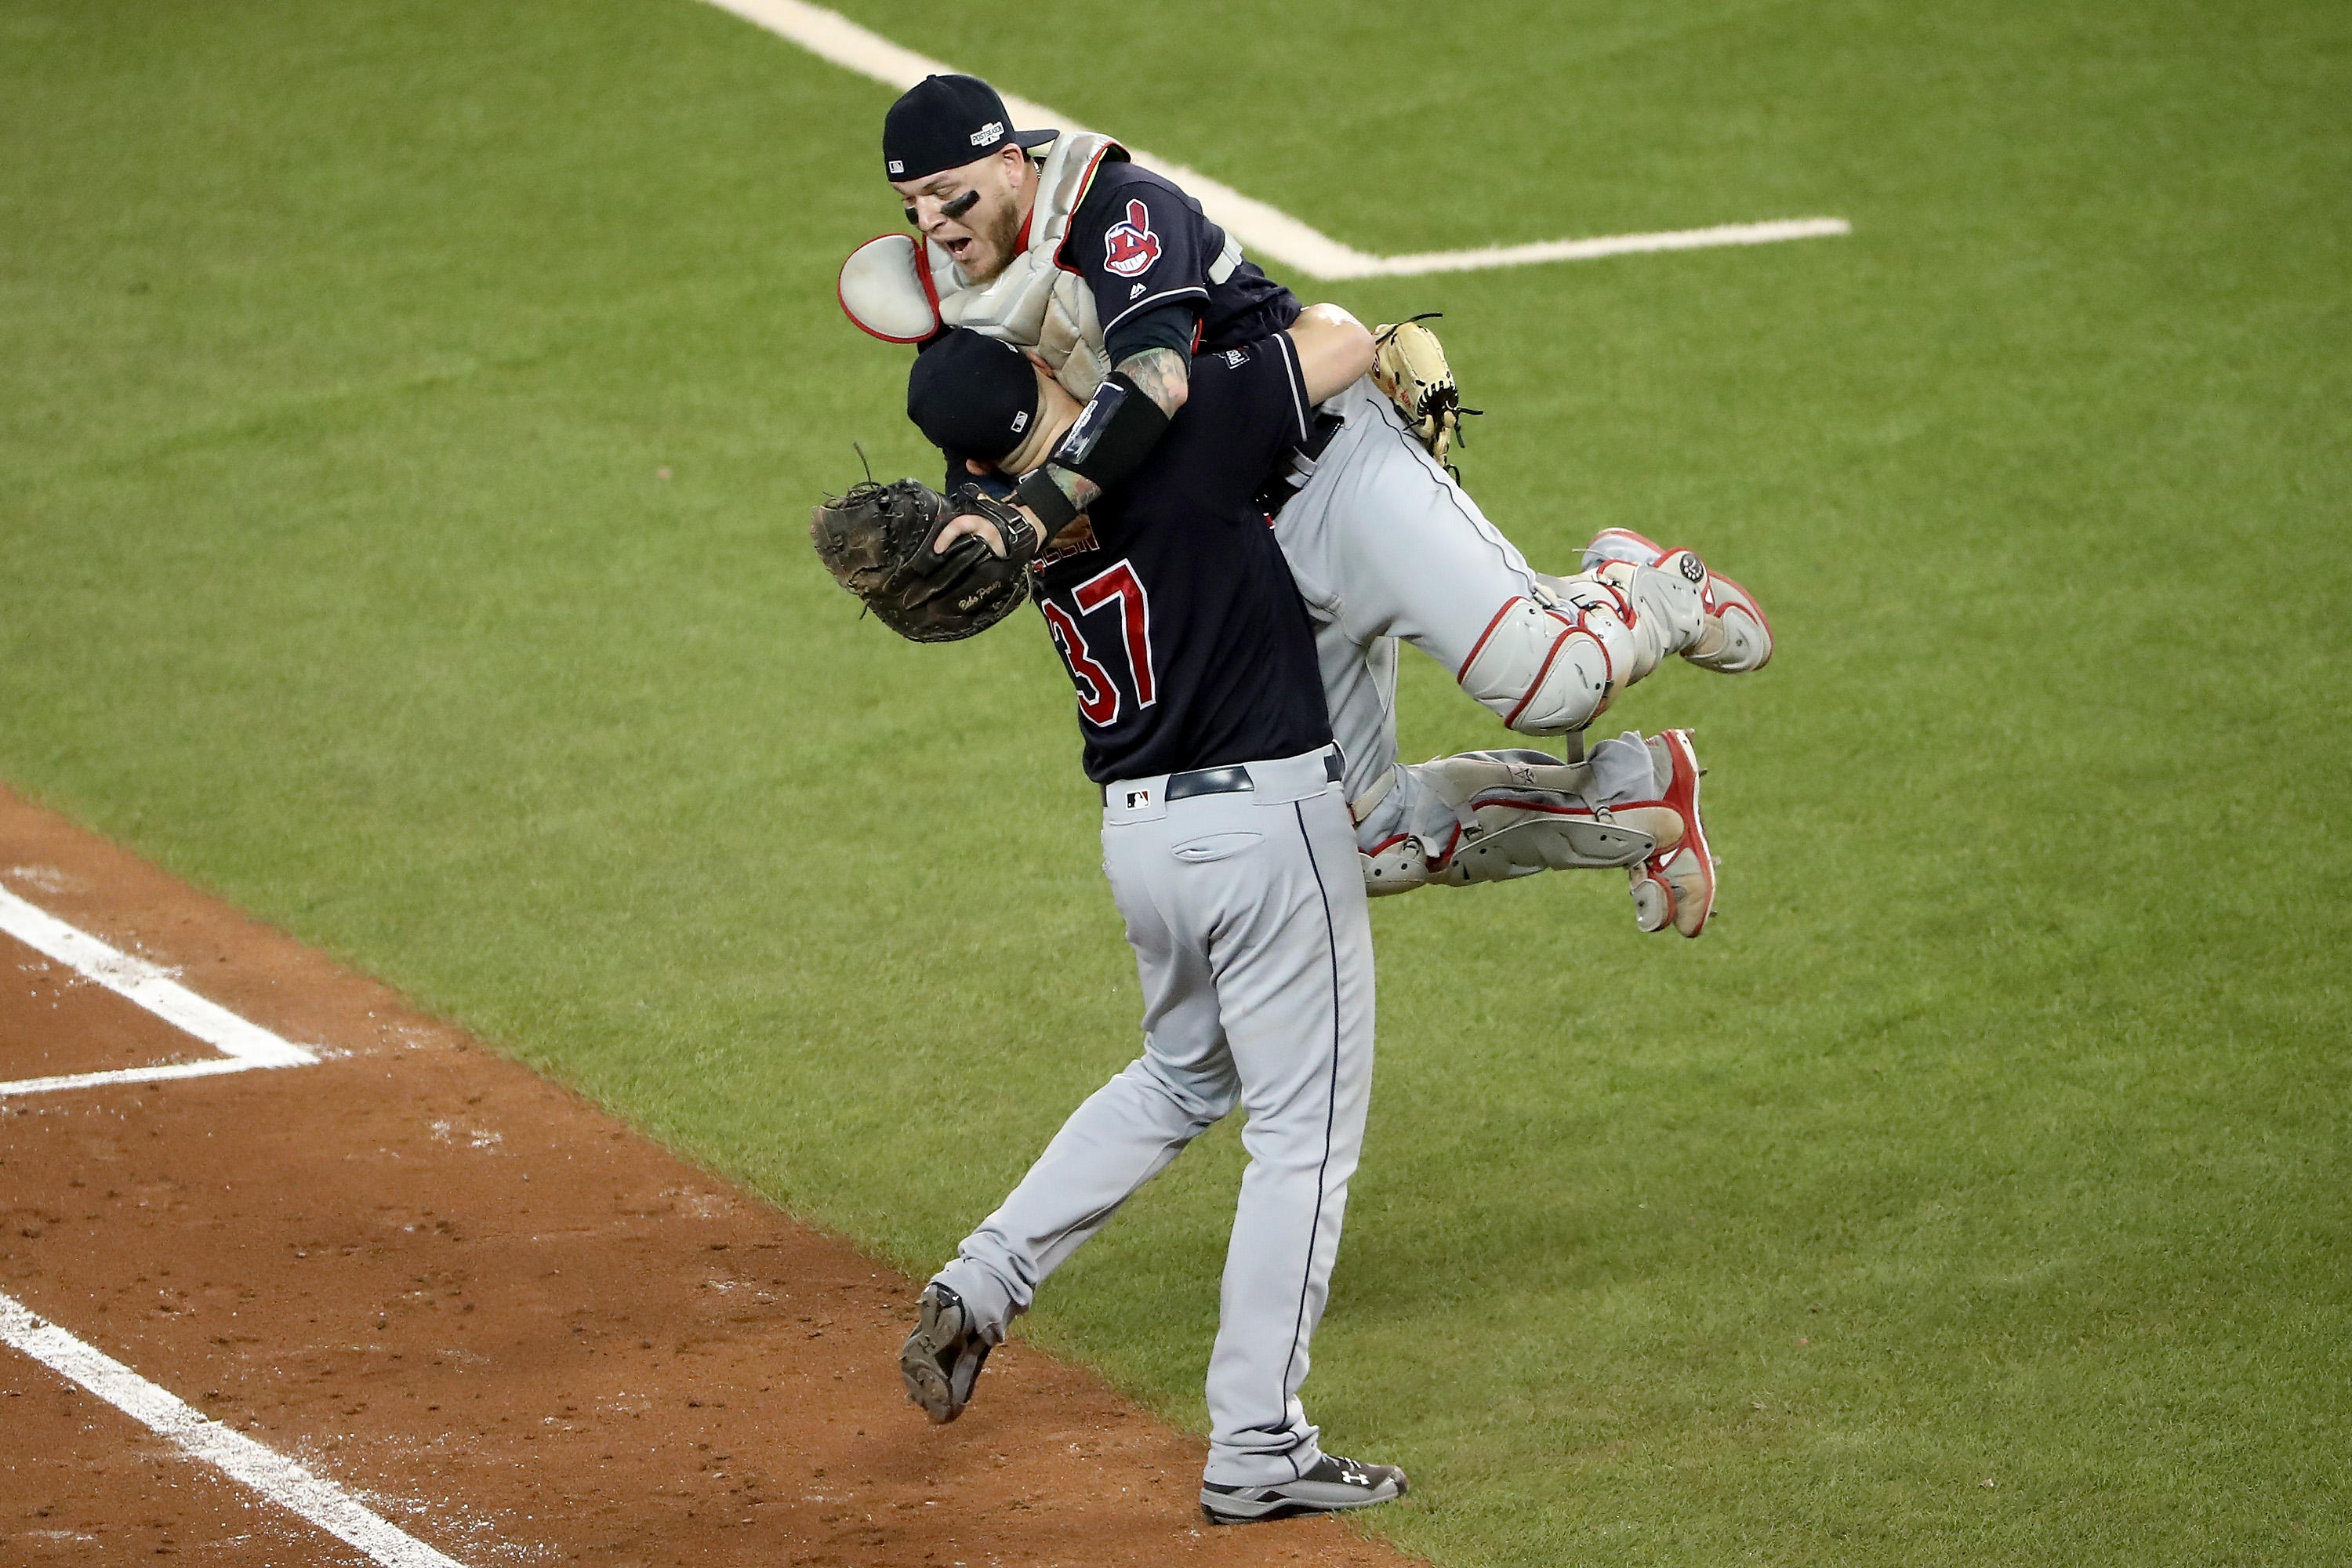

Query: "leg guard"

xmin=1581 ymin=528 xmax=1773 ymax=675
xmin=1357 ymin=832 xmax=1437 ymax=898
xmin=1534 ymin=552 xmax=1708 ymax=687
xmin=1349 ymin=763 xmax=1438 ymax=898
xmin=1351 ymin=736 xmax=1679 ymax=895
xmin=1454 ymin=597 xmax=1634 ymax=736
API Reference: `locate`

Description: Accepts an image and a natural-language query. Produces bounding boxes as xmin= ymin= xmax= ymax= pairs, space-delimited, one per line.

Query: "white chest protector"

xmin=838 ymin=136 xmax=1245 ymax=401
xmin=924 ymin=133 xmax=1118 ymax=400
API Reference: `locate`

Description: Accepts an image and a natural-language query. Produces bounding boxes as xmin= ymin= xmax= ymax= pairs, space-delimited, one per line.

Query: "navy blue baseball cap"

xmin=907 ymin=328 xmax=1042 ymax=463
xmin=883 ymin=74 xmax=1056 ymax=182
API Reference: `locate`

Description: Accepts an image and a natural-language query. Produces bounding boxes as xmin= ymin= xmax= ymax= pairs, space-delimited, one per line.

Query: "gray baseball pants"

xmin=1269 ymin=376 xmax=1665 ymax=846
xmin=933 ymin=746 xmax=1374 ymax=1487
xmin=1272 ymin=375 xmax=1549 ymax=813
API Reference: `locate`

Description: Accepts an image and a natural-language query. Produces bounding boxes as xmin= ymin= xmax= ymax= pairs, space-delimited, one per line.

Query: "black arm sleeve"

xmin=1103 ymin=301 xmax=1200 ymax=368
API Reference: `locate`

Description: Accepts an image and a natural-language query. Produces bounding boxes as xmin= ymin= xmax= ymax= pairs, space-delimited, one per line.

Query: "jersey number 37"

xmin=1040 ymin=560 xmax=1156 ymax=728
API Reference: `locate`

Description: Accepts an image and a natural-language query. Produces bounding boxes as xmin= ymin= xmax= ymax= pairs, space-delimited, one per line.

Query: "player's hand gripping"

xmin=931 ymin=487 xmax=1046 ymax=565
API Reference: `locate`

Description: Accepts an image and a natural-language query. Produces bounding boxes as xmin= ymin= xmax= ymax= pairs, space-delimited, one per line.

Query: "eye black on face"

xmin=905 ymin=188 xmax=981 ymax=227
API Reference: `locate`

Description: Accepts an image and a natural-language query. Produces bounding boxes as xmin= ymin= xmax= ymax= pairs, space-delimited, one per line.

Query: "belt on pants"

xmin=1253 ymin=409 xmax=1346 ymax=516
xmin=1102 ymin=746 xmax=1343 ymax=808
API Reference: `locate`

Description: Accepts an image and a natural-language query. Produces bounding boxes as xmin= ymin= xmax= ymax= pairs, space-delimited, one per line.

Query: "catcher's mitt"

xmin=809 ymin=478 xmax=1036 ymax=643
xmin=1371 ymin=314 xmax=1482 ymax=469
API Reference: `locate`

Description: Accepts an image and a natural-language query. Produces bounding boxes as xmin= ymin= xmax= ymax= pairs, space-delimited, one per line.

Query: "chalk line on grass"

xmin=0 ymin=1289 xmax=475 ymax=1568
xmin=0 ymin=883 xmax=316 ymax=1097
xmin=702 ymin=0 xmax=1850 ymax=280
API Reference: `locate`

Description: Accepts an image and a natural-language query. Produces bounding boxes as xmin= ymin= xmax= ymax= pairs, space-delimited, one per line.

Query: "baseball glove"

xmin=808 ymin=478 xmax=1038 ymax=643
xmin=1371 ymin=314 xmax=1482 ymax=469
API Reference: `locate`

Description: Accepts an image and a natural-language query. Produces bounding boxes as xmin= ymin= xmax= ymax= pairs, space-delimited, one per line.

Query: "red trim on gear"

xmin=1702 ymin=566 xmax=1776 ymax=652
xmin=1591 ymin=526 xmax=1668 ymax=565
xmin=1466 ymin=796 xmax=1599 ymax=819
xmin=837 ymin=234 xmax=943 ymax=345
xmin=915 ymin=244 xmax=943 ymax=317
xmin=1362 ymin=833 xmax=1412 ymax=856
xmin=1455 ymin=597 xmax=1528 ymax=683
xmin=1585 ymin=610 xmax=1617 ymax=701
xmin=1503 ymin=623 xmax=1589 ymax=730
xmin=1051 ymin=140 xmax=1123 ymax=274
xmin=1650 ymin=728 xmax=1715 ymax=935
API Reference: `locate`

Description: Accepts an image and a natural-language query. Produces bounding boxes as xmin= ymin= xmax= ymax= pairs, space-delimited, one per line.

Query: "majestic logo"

xmin=1102 ymin=199 xmax=1162 ymax=278
xmin=1011 ymin=408 xmax=1030 ymax=434
xmin=887 ymin=159 xmax=905 ymax=174
xmin=970 ymin=120 xmax=1004 ymax=147
xmin=1221 ymin=348 xmax=1250 ymax=368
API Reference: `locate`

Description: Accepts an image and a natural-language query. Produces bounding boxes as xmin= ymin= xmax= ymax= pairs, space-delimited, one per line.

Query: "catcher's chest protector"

xmin=930 ymin=134 xmax=1116 ymax=401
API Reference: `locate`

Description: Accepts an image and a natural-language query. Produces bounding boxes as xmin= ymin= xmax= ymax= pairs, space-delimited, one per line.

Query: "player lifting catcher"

xmin=830 ymin=74 xmax=1774 ymax=935
xmin=850 ymin=297 xmax=1407 ymax=1525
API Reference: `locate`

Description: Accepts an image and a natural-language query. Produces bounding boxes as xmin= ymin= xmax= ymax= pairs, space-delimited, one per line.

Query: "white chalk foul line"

xmin=0 ymin=1290 xmax=471 ymax=1567
xmin=704 ymin=0 xmax=1849 ymax=280
xmin=0 ymin=883 xmax=316 ymax=1096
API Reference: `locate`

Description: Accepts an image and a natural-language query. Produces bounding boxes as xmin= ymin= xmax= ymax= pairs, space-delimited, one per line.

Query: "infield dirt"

xmin=0 ymin=787 xmax=1417 ymax=1567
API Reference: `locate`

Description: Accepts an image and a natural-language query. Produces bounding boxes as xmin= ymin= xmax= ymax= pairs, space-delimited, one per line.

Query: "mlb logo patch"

xmin=1102 ymin=199 xmax=1162 ymax=278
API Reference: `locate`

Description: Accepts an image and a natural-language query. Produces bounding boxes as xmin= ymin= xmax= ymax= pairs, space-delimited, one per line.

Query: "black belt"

xmin=1253 ymin=410 xmax=1345 ymax=516
xmin=1296 ymin=408 xmax=1345 ymax=463
xmin=1134 ymin=747 xmax=1345 ymax=804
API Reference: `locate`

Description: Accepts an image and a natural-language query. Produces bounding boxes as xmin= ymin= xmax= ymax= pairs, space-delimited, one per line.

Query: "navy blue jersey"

xmin=1059 ymin=154 xmax=1299 ymax=355
xmin=1030 ymin=333 xmax=1330 ymax=784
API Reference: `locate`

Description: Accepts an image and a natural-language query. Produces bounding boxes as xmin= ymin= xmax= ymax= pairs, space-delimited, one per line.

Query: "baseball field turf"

xmin=4 ymin=0 xmax=2347 ymax=1562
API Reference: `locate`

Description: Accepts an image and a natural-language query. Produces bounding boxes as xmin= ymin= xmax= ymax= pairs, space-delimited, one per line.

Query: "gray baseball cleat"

xmin=898 ymin=1283 xmax=991 ymax=1423
xmin=1200 ymin=1452 xmax=1409 ymax=1525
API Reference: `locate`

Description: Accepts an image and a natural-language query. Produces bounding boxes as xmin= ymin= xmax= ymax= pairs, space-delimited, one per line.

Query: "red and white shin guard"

xmin=1624 ymin=728 xmax=1716 ymax=938
xmin=1351 ymin=743 xmax=1674 ymax=898
xmin=1454 ymin=596 xmax=1632 ymax=736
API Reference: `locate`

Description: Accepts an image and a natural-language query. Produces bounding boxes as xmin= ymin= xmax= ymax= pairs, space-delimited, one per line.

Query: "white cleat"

xmin=1582 ymin=527 xmax=1773 ymax=674
xmin=1624 ymin=728 xmax=1716 ymax=938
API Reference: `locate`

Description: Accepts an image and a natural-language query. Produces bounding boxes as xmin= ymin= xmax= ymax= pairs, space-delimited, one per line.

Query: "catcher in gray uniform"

xmin=842 ymin=75 xmax=1774 ymax=936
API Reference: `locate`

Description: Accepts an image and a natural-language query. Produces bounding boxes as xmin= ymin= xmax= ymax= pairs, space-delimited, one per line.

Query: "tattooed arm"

xmin=1027 ymin=347 xmax=1189 ymax=515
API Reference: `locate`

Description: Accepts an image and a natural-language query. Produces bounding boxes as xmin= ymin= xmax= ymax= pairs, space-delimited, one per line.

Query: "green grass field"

xmin=5 ymin=0 xmax=2347 ymax=1562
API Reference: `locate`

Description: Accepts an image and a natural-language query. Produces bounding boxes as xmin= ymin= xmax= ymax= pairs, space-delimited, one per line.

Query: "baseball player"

xmin=887 ymin=314 xmax=1408 ymax=1524
xmin=844 ymin=75 xmax=1771 ymax=932
xmin=907 ymin=318 xmax=1719 ymax=932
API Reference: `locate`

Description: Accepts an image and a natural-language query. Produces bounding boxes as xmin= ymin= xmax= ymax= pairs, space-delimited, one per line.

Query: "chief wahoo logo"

xmin=1102 ymin=199 xmax=1163 ymax=278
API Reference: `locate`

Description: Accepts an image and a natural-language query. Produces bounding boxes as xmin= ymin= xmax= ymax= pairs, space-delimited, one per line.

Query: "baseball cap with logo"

xmin=882 ymin=74 xmax=1057 ymax=182
xmin=906 ymin=328 xmax=1043 ymax=466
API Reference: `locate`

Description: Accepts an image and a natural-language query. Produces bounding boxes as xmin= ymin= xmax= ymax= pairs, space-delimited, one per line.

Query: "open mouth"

xmin=942 ymin=235 xmax=975 ymax=263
